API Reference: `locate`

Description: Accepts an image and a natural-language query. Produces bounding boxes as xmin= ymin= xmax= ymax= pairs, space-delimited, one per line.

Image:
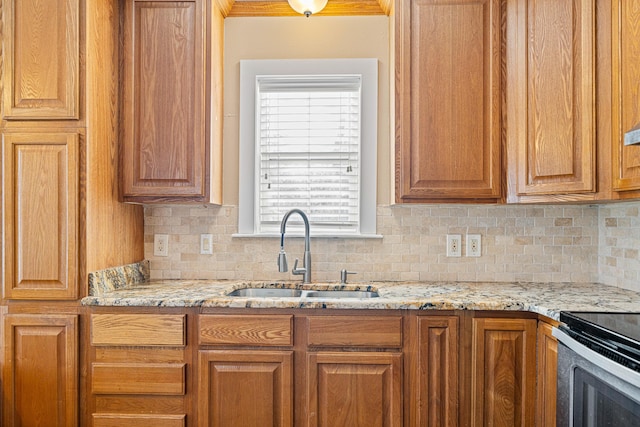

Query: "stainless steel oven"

xmin=554 ymin=312 xmax=640 ymax=427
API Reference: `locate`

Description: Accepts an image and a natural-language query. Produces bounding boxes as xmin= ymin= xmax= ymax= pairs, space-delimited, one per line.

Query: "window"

xmin=237 ymin=59 xmax=378 ymax=237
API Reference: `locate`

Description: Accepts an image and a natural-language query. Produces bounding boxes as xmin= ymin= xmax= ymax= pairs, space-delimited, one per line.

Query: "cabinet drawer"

xmin=92 ymin=363 xmax=185 ymax=395
xmin=93 ymin=414 xmax=185 ymax=427
xmin=307 ymin=316 xmax=403 ymax=347
xmin=91 ymin=314 xmax=185 ymax=346
xmin=199 ymin=315 xmax=293 ymax=346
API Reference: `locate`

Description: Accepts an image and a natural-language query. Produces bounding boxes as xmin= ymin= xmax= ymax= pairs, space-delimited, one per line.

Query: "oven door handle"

xmin=553 ymin=327 xmax=640 ymax=389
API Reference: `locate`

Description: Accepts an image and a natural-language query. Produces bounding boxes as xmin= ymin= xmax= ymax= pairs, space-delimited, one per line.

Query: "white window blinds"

xmin=256 ymin=75 xmax=362 ymax=235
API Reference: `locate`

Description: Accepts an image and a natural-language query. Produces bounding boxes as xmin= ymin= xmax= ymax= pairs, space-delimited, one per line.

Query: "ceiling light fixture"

xmin=287 ymin=0 xmax=328 ymax=17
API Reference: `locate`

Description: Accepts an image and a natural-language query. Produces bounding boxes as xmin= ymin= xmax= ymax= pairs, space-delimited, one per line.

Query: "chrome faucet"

xmin=277 ymin=209 xmax=312 ymax=283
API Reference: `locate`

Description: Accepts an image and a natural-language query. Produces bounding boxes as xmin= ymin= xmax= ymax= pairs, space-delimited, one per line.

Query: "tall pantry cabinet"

xmin=0 ymin=0 xmax=144 ymax=426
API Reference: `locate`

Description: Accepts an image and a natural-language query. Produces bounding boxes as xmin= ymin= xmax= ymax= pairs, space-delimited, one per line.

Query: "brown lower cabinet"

xmin=470 ymin=317 xmax=537 ymax=427
xmin=536 ymin=320 xmax=559 ymax=427
xmin=84 ymin=308 xmax=557 ymax=427
xmin=3 ymin=313 xmax=78 ymax=427
xmin=198 ymin=350 xmax=293 ymax=426
xmin=410 ymin=316 xmax=459 ymax=426
xmin=86 ymin=309 xmax=192 ymax=427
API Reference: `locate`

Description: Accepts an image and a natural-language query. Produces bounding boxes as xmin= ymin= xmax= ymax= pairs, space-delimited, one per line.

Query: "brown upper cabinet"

xmin=1 ymin=0 xmax=79 ymax=120
xmin=395 ymin=0 xmax=502 ymax=203
xmin=612 ymin=0 xmax=640 ymax=193
xmin=120 ymin=0 xmax=222 ymax=203
xmin=396 ymin=0 xmax=640 ymax=204
xmin=505 ymin=0 xmax=596 ymax=202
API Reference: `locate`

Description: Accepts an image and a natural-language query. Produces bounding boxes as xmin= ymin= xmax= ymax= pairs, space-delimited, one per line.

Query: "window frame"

xmin=237 ymin=58 xmax=379 ymax=238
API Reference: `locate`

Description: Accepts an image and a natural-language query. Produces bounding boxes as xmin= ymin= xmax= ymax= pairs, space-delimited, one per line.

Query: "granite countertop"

xmin=82 ymin=262 xmax=640 ymax=321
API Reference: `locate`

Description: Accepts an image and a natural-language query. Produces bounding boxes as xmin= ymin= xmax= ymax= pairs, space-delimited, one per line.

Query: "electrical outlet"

xmin=200 ymin=234 xmax=213 ymax=255
xmin=467 ymin=234 xmax=481 ymax=257
xmin=154 ymin=234 xmax=169 ymax=257
xmin=446 ymin=234 xmax=462 ymax=257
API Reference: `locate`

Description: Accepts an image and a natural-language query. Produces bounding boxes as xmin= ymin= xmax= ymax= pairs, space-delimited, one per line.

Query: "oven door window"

xmin=574 ymin=367 xmax=640 ymax=426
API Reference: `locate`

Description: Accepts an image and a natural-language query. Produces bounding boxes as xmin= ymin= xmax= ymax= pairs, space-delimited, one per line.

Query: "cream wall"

xmin=222 ymin=16 xmax=392 ymax=205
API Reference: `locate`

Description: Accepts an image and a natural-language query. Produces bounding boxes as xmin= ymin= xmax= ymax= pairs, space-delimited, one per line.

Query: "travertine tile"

xmin=142 ymin=203 xmax=625 ymax=286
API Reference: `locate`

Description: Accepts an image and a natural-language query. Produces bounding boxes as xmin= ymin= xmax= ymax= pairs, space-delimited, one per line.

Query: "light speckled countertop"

xmin=82 ymin=263 xmax=640 ymax=320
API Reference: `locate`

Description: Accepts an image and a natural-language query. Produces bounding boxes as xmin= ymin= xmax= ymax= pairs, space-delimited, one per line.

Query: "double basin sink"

xmin=227 ymin=286 xmax=379 ymax=299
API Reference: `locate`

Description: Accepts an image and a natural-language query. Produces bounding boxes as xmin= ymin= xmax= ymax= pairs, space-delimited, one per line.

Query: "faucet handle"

xmin=340 ymin=269 xmax=357 ymax=284
xmin=292 ymin=258 xmax=307 ymax=276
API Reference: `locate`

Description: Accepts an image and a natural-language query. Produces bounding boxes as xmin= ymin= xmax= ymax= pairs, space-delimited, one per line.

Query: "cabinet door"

xmin=3 ymin=132 xmax=78 ymax=300
xmin=506 ymin=0 xmax=596 ymax=200
xmin=395 ymin=0 xmax=502 ymax=202
xmin=121 ymin=0 xmax=209 ymax=202
xmin=198 ymin=350 xmax=293 ymax=427
xmin=470 ymin=318 xmax=536 ymax=427
xmin=536 ymin=321 xmax=557 ymax=427
xmin=2 ymin=314 xmax=78 ymax=427
xmin=307 ymin=351 xmax=403 ymax=427
xmin=612 ymin=0 xmax=640 ymax=191
xmin=412 ymin=316 xmax=458 ymax=427
xmin=1 ymin=0 xmax=79 ymax=119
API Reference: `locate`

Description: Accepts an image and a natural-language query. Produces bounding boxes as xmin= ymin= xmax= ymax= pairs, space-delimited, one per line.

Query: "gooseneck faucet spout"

xmin=277 ymin=209 xmax=312 ymax=283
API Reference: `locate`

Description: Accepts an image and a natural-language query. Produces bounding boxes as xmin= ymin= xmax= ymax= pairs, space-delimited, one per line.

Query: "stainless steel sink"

xmin=226 ymin=287 xmax=379 ymax=298
xmin=305 ymin=290 xmax=379 ymax=298
xmin=226 ymin=288 xmax=303 ymax=297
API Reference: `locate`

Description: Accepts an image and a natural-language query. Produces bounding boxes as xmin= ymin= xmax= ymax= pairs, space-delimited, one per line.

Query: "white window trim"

xmin=236 ymin=58 xmax=380 ymax=238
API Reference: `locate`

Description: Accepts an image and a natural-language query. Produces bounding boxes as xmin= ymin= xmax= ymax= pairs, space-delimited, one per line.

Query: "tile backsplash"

xmin=599 ymin=202 xmax=640 ymax=291
xmin=145 ymin=203 xmax=606 ymax=285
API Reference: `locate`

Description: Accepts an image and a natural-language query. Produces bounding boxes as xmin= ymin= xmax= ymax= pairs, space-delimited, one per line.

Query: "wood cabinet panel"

xmin=93 ymin=414 xmax=185 ymax=427
xmin=121 ymin=0 xmax=209 ymax=201
xmin=91 ymin=314 xmax=186 ymax=346
xmin=1 ymin=0 xmax=79 ymax=119
xmin=84 ymin=0 xmax=146 ymax=275
xmin=199 ymin=314 xmax=293 ymax=346
xmin=307 ymin=315 xmax=402 ymax=347
xmin=95 ymin=347 xmax=185 ymax=363
xmin=225 ymin=0 xmax=387 ymax=16
xmin=92 ymin=363 xmax=186 ymax=395
xmin=612 ymin=0 xmax=640 ymax=191
xmin=506 ymin=0 xmax=595 ymax=200
xmin=88 ymin=312 xmax=192 ymax=426
xmin=536 ymin=321 xmax=557 ymax=427
xmin=2 ymin=314 xmax=78 ymax=427
xmin=307 ymin=351 xmax=403 ymax=427
xmin=395 ymin=0 xmax=502 ymax=202
xmin=470 ymin=318 xmax=537 ymax=427
xmin=412 ymin=316 xmax=458 ymax=427
xmin=198 ymin=350 xmax=293 ymax=427
xmin=2 ymin=132 xmax=78 ymax=300
xmin=94 ymin=396 xmax=186 ymax=416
